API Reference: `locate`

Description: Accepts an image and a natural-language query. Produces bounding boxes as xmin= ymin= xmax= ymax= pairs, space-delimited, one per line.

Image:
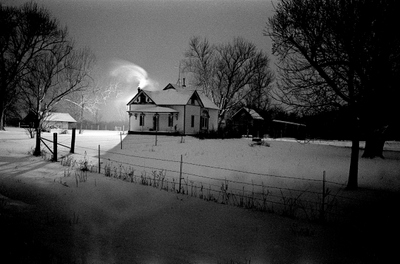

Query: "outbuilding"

xmin=22 ymin=111 xmax=76 ymax=132
xmin=231 ymin=107 xmax=265 ymax=137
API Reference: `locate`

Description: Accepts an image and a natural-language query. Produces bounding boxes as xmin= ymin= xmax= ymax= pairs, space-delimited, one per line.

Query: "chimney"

xmin=137 ymin=87 xmax=141 ymax=93
xmin=182 ymin=78 xmax=186 ymax=88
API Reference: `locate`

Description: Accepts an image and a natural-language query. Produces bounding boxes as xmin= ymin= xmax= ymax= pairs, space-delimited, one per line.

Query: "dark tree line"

xmin=266 ymin=0 xmax=400 ymax=189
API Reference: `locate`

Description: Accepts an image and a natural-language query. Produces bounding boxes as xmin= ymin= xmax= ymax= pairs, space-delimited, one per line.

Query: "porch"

xmin=127 ymin=105 xmax=180 ymax=134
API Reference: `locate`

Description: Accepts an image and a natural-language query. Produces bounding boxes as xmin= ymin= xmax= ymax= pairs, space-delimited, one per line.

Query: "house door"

xmin=153 ymin=115 xmax=159 ymax=131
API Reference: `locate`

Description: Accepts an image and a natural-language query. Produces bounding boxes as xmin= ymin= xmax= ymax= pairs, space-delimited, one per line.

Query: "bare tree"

xmin=20 ymin=29 xmax=95 ymax=155
xmin=242 ymin=57 xmax=274 ymax=112
xmin=183 ymin=37 xmax=274 ymax=126
xmin=0 ymin=3 xmax=64 ymax=130
xmin=62 ymin=77 xmax=125 ymax=133
xmin=266 ymin=0 xmax=400 ymax=189
xmin=183 ymin=37 xmax=217 ymax=100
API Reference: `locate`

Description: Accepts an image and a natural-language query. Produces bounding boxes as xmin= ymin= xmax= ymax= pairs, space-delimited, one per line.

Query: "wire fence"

xmin=41 ymin=132 xmax=371 ymax=223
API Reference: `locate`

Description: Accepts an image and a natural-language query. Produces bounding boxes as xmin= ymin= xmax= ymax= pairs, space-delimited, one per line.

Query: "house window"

xmin=200 ymin=116 xmax=208 ymax=129
xmin=140 ymin=114 xmax=145 ymax=126
xmin=168 ymin=114 xmax=174 ymax=127
xmin=200 ymin=110 xmax=209 ymax=129
xmin=139 ymin=93 xmax=147 ymax=104
xmin=191 ymin=115 xmax=195 ymax=127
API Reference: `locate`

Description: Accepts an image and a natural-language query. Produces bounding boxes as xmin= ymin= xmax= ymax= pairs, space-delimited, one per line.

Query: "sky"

xmin=4 ymin=0 xmax=277 ymax=121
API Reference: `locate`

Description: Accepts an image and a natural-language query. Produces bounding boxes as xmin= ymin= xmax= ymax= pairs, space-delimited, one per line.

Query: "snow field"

xmin=46 ymin=129 xmax=400 ymax=222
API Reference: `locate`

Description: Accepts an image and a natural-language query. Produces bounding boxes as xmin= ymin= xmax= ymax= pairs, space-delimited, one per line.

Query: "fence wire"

xmin=55 ymin=140 xmax=367 ymax=223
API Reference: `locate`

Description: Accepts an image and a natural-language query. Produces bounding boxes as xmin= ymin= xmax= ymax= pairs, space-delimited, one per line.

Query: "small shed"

xmin=43 ymin=112 xmax=77 ymax=130
xmin=231 ymin=107 xmax=264 ymax=137
xmin=22 ymin=112 xmax=76 ymax=130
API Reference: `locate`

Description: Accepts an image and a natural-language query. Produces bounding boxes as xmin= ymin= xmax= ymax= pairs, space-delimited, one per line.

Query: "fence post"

xmin=98 ymin=145 xmax=101 ymax=173
xmin=179 ymin=155 xmax=183 ymax=193
xmin=52 ymin=133 xmax=57 ymax=162
xmin=120 ymin=132 xmax=123 ymax=149
xmin=320 ymin=170 xmax=326 ymax=222
xmin=70 ymin=128 xmax=76 ymax=153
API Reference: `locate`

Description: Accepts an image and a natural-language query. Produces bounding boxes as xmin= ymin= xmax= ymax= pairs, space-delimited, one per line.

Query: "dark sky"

xmin=5 ymin=0 xmax=276 ymax=121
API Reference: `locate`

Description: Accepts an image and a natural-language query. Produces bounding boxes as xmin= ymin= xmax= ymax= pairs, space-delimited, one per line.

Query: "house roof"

xmin=145 ymin=89 xmax=193 ymax=105
xmin=127 ymin=83 xmax=219 ymax=110
xmin=44 ymin=112 xmax=77 ymax=123
xmin=127 ymin=105 xmax=178 ymax=113
xmin=23 ymin=112 xmax=76 ymax=123
xmin=232 ymin=107 xmax=264 ymax=120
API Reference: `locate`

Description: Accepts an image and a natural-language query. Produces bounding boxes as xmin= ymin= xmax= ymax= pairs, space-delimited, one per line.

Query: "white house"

xmin=126 ymin=83 xmax=219 ymax=135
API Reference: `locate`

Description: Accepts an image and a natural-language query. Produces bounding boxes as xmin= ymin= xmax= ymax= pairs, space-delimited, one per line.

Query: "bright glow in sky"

xmin=4 ymin=0 xmax=276 ymax=121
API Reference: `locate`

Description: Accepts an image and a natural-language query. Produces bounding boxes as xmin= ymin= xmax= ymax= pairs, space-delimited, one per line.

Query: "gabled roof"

xmin=198 ymin=92 xmax=219 ymax=110
xmin=45 ymin=112 xmax=77 ymax=123
xmin=23 ymin=112 xmax=76 ymax=123
xmin=127 ymin=83 xmax=219 ymax=110
xmin=232 ymin=107 xmax=264 ymax=120
xmin=145 ymin=89 xmax=193 ymax=105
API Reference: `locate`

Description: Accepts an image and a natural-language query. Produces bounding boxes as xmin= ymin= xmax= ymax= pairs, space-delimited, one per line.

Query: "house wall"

xmin=129 ymin=113 xmax=154 ymax=132
xmin=208 ymin=108 xmax=219 ymax=131
xmin=184 ymin=105 xmax=201 ymax=134
xmin=128 ymin=110 xmax=182 ymax=133
xmin=127 ymin=105 xmax=218 ymax=135
xmin=43 ymin=121 xmax=68 ymax=129
xmin=169 ymin=105 xmax=185 ymax=133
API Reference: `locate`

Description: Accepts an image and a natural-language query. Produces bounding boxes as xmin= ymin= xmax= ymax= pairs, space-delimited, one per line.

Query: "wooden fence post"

xmin=98 ymin=145 xmax=101 ymax=173
xmin=179 ymin=155 xmax=183 ymax=193
xmin=52 ymin=133 xmax=57 ymax=162
xmin=70 ymin=128 xmax=76 ymax=153
xmin=320 ymin=171 xmax=326 ymax=222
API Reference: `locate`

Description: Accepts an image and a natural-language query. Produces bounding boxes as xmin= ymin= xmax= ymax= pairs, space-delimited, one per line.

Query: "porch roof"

xmin=127 ymin=105 xmax=178 ymax=113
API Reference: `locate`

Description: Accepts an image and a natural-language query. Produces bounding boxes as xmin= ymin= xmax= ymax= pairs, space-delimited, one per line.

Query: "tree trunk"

xmin=347 ymin=137 xmax=359 ymax=190
xmin=347 ymin=119 xmax=360 ymax=190
xmin=0 ymin=104 xmax=5 ymax=130
xmin=33 ymin=110 xmax=41 ymax=156
xmin=362 ymin=127 xmax=386 ymax=159
xmin=33 ymin=127 xmax=41 ymax=156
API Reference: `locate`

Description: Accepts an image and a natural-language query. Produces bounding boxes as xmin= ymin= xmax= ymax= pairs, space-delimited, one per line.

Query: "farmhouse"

xmin=126 ymin=83 xmax=219 ymax=135
xmin=231 ymin=107 xmax=265 ymax=137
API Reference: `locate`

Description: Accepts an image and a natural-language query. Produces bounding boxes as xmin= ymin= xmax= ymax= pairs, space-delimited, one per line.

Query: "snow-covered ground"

xmin=1 ymin=127 xmax=399 ymax=263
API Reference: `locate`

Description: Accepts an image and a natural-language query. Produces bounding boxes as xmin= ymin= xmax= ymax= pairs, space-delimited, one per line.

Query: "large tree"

xmin=13 ymin=3 xmax=95 ymax=156
xmin=183 ymin=37 xmax=274 ymax=126
xmin=266 ymin=0 xmax=400 ymax=189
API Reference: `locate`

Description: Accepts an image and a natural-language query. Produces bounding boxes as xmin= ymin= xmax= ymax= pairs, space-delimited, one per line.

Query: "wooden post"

xmin=320 ymin=171 xmax=326 ymax=222
xmin=120 ymin=132 xmax=123 ymax=149
xmin=179 ymin=155 xmax=183 ymax=193
xmin=52 ymin=133 xmax=57 ymax=162
xmin=70 ymin=128 xmax=76 ymax=153
xmin=98 ymin=145 xmax=101 ymax=173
